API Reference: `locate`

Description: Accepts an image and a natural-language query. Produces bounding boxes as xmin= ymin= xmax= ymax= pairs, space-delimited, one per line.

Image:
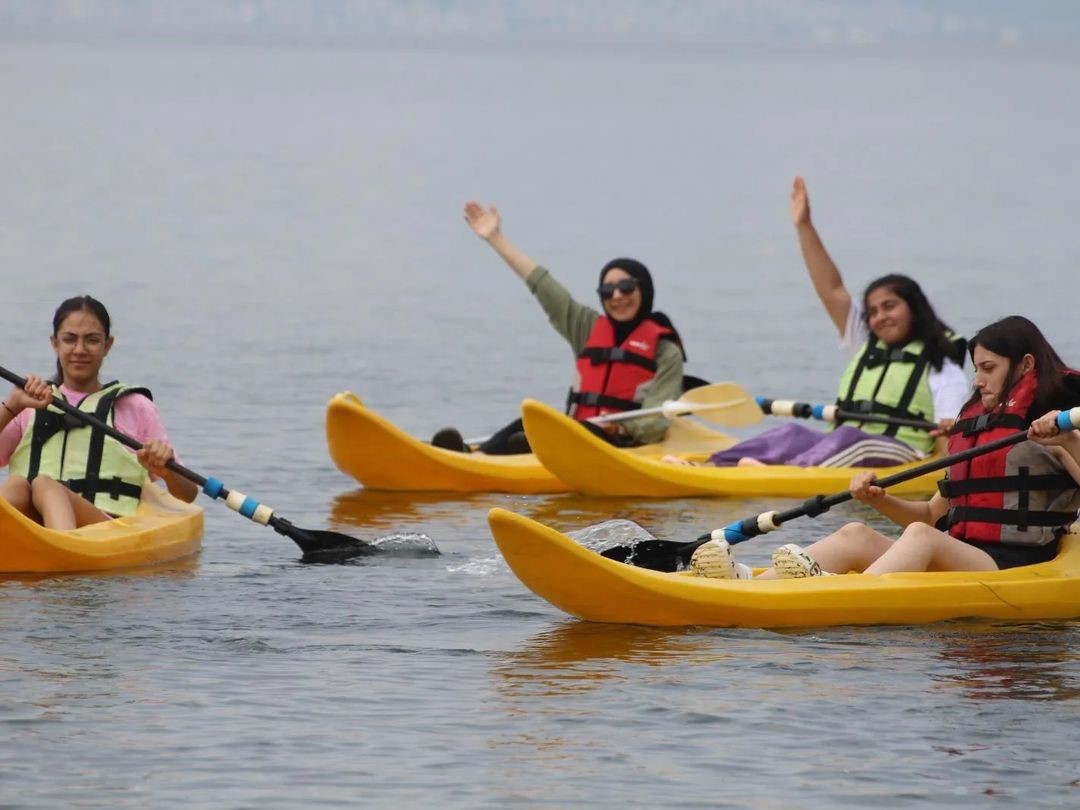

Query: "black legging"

xmin=478 ymin=416 xmax=636 ymax=455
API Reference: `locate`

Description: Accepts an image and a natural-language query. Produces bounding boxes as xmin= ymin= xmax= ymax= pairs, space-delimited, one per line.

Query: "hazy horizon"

xmin=3 ymin=0 xmax=1080 ymax=48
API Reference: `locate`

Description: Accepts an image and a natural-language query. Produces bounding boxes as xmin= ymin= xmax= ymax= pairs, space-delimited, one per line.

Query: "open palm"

xmin=464 ymin=201 xmax=501 ymax=240
xmin=791 ymin=176 xmax=810 ymax=226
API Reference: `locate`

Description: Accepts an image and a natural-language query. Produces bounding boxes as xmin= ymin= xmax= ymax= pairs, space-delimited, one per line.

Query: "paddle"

xmin=461 ymin=381 xmax=763 ymax=445
xmin=600 ymin=406 xmax=1080 ymax=571
xmin=757 ymin=397 xmax=937 ymax=432
xmin=591 ymin=382 xmax=764 ymax=426
xmin=0 ymin=366 xmax=375 ymax=563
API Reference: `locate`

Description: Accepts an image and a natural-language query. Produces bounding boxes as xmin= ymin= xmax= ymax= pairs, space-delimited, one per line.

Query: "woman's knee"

xmin=810 ymin=522 xmax=892 ymax=568
xmin=896 ymin=522 xmax=940 ymax=544
xmin=0 ymin=475 xmax=32 ymax=505
xmin=0 ymin=474 xmax=31 ymax=495
xmin=29 ymin=475 xmax=66 ymax=503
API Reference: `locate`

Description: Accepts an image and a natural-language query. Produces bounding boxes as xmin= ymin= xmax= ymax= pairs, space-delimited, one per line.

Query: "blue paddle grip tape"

xmin=239 ymin=497 xmax=260 ymax=519
xmin=1057 ymin=410 xmax=1076 ymax=432
xmin=811 ymin=404 xmax=826 ymax=420
xmin=203 ymin=477 xmax=224 ymax=499
xmin=722 ymin=520 xmax=756 ymax=544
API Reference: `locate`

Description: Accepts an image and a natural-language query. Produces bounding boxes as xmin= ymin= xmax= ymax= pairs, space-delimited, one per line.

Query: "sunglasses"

xmin=597 ymin=278 xmax=639 ymax=299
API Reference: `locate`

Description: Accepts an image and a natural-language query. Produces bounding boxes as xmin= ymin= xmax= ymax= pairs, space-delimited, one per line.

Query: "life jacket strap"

xmin=952 ymin=412 xmax=1028 ymax=437
xmin=946 ymin=505 xmax=1078 ymax=531
xmin=938 ymin=472 xmax=1077 ymax=498
xmin=833 ymin=399 xmax=931 ymax=427
xmin=579 ymin=346 xmax=658 ymax=372
xmin=566 ymin=391 xmax=640 ymax=413
xmin=65 ymin=476 xmax=144 ymax=503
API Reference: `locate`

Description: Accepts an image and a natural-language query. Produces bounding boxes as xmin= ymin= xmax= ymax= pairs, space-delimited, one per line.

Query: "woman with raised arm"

xmin=0 ymin=295 xmax=197 ymax=529
xmin=692 ymin=316 xmax=1080 ymax=580
xmin=432 ymin=202 xmax=686 ymax=455
xmin=690 ymin=176 xmax=969 ymax=469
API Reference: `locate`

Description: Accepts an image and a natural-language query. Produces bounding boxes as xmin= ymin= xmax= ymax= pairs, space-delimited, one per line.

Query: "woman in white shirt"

xmin=704 ymin=176 xmax=969 ymax=468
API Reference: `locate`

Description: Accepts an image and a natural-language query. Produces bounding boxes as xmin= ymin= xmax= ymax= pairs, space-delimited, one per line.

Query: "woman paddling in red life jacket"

xmin=0 ymin=295 xmax=198 ymax=530
xmin=692 ymin=316 xmax=1080 ymax=580
xmin=432 ymin=201 xmax=687 ymax=456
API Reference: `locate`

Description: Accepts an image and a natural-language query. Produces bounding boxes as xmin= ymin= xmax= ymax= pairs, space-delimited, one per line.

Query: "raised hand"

xmin=791 ymin=175 xmax=811 ymax=227
xmin=464 ymin=201 xmax=501 ymax=241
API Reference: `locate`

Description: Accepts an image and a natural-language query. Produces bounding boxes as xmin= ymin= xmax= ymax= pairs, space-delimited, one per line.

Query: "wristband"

xmin=1 ymin=401 xmax=16 ymax=418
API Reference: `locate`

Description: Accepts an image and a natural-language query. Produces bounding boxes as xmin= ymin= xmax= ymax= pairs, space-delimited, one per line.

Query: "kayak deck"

xmin=521 ymin=398 xmax=943 ymax=498
xmin=325 ymin=392 xmax=740 ymax=494
xmin=488 ymin=508 xmax=1080 ymax=628
xmin=1 ymin=484 xmax=203 ymax=574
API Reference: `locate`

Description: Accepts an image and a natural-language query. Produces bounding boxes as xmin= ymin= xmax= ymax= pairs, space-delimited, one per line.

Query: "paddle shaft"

xmin=757 ymin=397 xmax=937 ymax=431
xmin=712 ymin=406 xmax=1079 ymax=546
xmin=601 ymin=407 xmax=1080 ymax=570
xmin=463 ymin=397 xmax=719 ymax=445
xmin=715 ymin=428 xmax=1033 ymax=546
xmin=588 ymin=399 xmax=738 ymax=424
xmin=0 ymin=366 xmax=371 ymax=560
xmin=464 ymin=383 xmax=757 ymax=444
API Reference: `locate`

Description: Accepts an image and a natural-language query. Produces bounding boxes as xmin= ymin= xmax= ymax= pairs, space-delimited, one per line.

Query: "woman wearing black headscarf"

xmin=432 ymin=202 xmax=687 ymax=456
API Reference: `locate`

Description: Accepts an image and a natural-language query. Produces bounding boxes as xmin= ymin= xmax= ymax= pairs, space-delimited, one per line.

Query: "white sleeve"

xmin=928 ymin=359 xmax=971 ymax=421
xmin=839 ymin=300 xmax=868 ymax=356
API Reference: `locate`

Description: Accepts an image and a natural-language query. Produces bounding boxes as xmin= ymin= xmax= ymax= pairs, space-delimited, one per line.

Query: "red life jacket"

xmin=938 ymin=370 xmax=1080 ymax=546
xmin=567 ymin=317 xmax=673 ymax=421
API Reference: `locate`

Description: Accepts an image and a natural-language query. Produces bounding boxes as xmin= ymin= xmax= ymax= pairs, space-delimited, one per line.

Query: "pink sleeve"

xmin=112 ymin=394 xmax=183 ymax=469
xmin=0 ymin=411 xmax=32 ymax=468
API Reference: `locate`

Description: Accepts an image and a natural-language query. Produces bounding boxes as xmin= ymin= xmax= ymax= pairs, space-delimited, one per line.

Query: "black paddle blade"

xmin=599 ymin=539 xmax=702 ymax=573
xmin=272 ymin=518 xmax=379 ymax=563
xmin=298 ymin=530 xmax=381 ymax=564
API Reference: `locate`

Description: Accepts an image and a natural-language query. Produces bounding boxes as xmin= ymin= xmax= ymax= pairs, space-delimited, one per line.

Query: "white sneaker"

xmin=771 ymin=543 xmax=830 ymax=578
xmin=690 ymin=539 xmax=752 ymax=579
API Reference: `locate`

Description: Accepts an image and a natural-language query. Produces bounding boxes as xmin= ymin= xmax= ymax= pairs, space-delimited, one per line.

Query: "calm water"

xmin=2 ymin=39 xmax=1080 ymax=807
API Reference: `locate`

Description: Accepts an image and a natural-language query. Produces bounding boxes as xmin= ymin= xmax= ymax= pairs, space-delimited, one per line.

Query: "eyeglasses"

xmin=597 ymin=278 xmax=639 ymax=299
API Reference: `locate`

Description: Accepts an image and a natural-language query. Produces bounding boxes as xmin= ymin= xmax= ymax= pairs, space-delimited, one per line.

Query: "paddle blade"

xmin=271 ymin=518 xmax=379 ymax=563
xmin=298 ymin=530 xmax=381 ymax=563
xmin=674 ymin=382 xmax=764 ymax=428
xmin=599 ymin=539 xmax=699 ymax=572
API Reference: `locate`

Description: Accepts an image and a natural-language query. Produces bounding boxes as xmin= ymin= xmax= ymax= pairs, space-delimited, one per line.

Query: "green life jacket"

xmin=8 ymin=382 xmax=153 ymax=517
xmin=835 ymin=333 xmax=965 ymax=454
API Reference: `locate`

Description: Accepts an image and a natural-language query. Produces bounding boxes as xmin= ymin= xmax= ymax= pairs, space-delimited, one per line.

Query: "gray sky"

xmin=2 ymin=0 xmax=1079 ymax=46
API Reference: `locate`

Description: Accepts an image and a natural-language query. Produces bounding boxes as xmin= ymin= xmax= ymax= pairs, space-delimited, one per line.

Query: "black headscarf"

xmin=598 ymin=258 xmax=686 ymax=360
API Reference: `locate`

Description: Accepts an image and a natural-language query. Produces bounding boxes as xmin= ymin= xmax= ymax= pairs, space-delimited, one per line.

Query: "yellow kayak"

xmin=325 ymin=392 xmax=739 ymax=494
xmin=521 ymin=398 xmax=943 ymax=498
xmin=488 ymin=508 xmax=1080 ymax=628
xmin=1 ymin=484 xmax=203 ymax=574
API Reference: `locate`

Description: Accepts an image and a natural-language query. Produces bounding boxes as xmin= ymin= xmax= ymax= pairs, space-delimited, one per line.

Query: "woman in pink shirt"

xmin=0 ymin=295 xmax=197 ymax=529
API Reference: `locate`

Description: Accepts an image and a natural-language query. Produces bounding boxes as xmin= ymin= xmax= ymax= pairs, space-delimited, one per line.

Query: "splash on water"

xmin=371 ymin=532 xmax=441 ymax=556
xmin=447 ymin=555 xmax=506 ymax=576
xmin=567 ymin=519 xmax=659 ymax=552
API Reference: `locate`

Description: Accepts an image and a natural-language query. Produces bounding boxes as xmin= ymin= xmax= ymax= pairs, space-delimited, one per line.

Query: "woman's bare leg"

xmin=864 ymin=522 xmax=997 ymax=574
xmin=30 ymin=476 xmax=111 ymax=530
xmin=756 ymin=521 xmax=895 ymax=579
xmin=0 ymin=476 xmax=41 ymax=521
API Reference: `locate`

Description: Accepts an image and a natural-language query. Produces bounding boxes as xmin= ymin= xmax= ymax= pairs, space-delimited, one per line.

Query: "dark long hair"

xmin=863 ymin=274 xmax=962 ymax=370
xmin=50 ymin=295 xmax=111 ymax=383
xmin=965 ymin=315 xmax=1076 ymax=419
